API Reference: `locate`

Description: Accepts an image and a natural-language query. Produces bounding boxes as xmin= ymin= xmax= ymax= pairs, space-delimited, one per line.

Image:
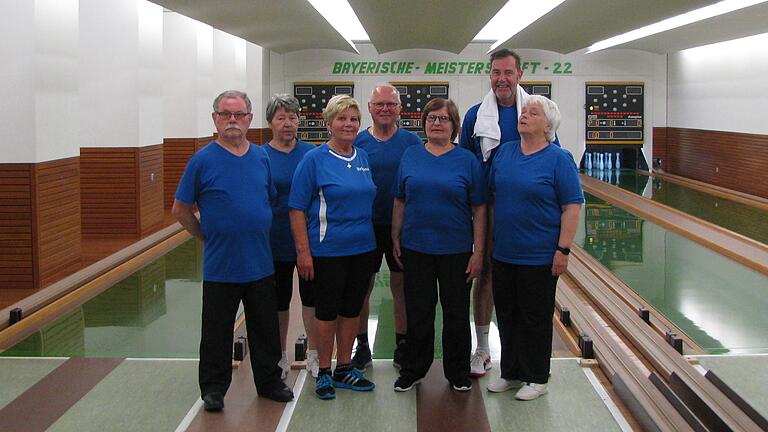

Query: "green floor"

xmin=696 ymin=354 xmax=768 ymax=422
xmin=578 ymin=193 xmax=768 ymax=354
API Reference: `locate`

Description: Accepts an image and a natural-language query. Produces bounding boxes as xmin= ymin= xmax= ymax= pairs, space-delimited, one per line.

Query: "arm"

xmin=290 ymin=209 xmax=314 ymax=280
xmin=391 ymin=197 xmax=405 ymax=269
xmin=551 ymin=203 xmax=581 ymax=276
xmin=171 ymin=199 xmax=204 ymax=241
xmin=466 ymin=203 xmax=486 ymax=282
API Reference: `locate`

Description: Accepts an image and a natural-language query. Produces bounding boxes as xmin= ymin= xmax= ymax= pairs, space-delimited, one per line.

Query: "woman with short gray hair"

xmin=263 ymin=94 xmax=318 ymax=379
xmin=486 ymin=95 xmax=583 ymax=400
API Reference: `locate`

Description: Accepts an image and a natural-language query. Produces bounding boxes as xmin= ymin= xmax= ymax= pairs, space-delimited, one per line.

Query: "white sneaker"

xmin=470 ymin=350 xmax=491 ymax=377
xmin=515 ymin=383 xmax=548 ymax=401
xmin=305 ymin=350 xmax=319 ymax=378
xmin=278 ymin=351 xmax=290 ymax=380
xmin=487 ymin=378 xmax=524 ymax=393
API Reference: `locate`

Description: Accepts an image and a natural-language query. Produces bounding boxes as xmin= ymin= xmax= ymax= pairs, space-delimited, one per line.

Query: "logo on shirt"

xmin=356 ymin=166 xmax=370 ymax=172
xmin=347 ymin=163 xmax=352 ymax=168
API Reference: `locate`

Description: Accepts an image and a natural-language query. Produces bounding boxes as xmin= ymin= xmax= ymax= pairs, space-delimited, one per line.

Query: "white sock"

xmin=281 ymin=350 xmax=288 ymax=361
xmin=475 ymin=325 xmax=490 ymax=353
xmin=307 ymin=349 xmax=317 ymax=358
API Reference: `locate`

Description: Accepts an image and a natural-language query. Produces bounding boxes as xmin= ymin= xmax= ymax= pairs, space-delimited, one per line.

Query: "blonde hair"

xmin=323 ymin=94 xmax=361 ymax=123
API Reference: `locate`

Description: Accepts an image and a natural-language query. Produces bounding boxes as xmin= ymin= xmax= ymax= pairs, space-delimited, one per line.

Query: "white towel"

xmin=474 ymin=85 xmax=530 ymax=161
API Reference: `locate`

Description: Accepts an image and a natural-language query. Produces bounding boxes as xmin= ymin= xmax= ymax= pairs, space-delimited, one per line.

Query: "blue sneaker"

xmin=315 ymin=373 xmax=336 ymax=400
xmin=332 ymin=365 xmax=375 ymax=391
xmin=351 ymin=343 xmax=372 ymax=370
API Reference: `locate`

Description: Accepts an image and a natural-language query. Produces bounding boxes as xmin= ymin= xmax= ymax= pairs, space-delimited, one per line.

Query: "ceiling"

xmin=151 ymin=0 xmax=768 ymax=55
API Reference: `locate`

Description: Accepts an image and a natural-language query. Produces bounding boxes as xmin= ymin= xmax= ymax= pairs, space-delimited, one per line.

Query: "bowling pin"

xmin=615 ymin=152 xmax=621 ymax=171
xmin=585 ymin=152 xmax=592 ymax=170
xmin=598 ymin=153 xmax=604 ymax=170
xmin=606 ymin=152 xmax=613 ymax=170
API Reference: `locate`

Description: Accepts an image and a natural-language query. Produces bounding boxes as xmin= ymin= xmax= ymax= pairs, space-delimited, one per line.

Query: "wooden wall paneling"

xmin=653 ymin=127 xmax=668 ymax=171
xmin=138 ymin=145 xmax=164 ymax=236
xmin=33 ymin=158 xmax=82 ymax=287
xmin=196 ymin=136 xmax=213 ymax=151
xmin=0 ymin=164 xmax=34 ymax=289
xmin=666 ymin=127 xmax=768 ymax=199
xmin=162 ymin=138 xmax=196 ymax=211
xmin=80 ymin=148 xmax=138 ymax=238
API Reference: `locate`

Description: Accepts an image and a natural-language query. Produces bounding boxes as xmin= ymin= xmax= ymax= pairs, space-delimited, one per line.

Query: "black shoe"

xmin=451 ymin=377 xmax=472 ymax=392
xmin=394 ymin=375 xmax=422 ymax=392
xmin=333 ymin=365 xmax=375 ymax=391
xmin=393 ymin=341 xmax=406 ymax=370
xmin=202 ymin=392 xmax=224 ymax=412
xmin=260 ymin=383 xmax=294 ymax=402
xmin=351 ymin=343 xmax=372 ymax=370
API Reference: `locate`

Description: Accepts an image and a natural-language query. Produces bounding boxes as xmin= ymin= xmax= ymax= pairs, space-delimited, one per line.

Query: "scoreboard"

xmin=294 ymin=82 xmax=354 ymax=144
xmin=391 ymin=82 xmax=449 ymax=139
xmin=520 ymin=81 xmax=552 ymax=100
xmin=585 ymin=82 xmax=644 ymax=145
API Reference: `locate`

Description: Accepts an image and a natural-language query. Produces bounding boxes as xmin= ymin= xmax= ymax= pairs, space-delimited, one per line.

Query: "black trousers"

xmin=199 ymin=276 xmax=283 ymax=397
xmin=401 ymin=248 xmax=472 ymax=382
xmin=492 ymin=259 xmax=558 ymax=384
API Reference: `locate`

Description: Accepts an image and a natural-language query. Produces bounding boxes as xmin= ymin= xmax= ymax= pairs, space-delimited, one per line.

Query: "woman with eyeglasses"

xmin=391 ymin=97 xmax=488 ymax=392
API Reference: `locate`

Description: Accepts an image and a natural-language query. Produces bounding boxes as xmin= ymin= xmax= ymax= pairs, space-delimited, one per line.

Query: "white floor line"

xmin=174 ymin=398 xmax=203 ymax=432
xmin=582 ymin=367 xmax=634 ymax=432
xmin=275 ymin=370 xmax=308 ymax=432
xmin=693 ymin=352 xmax=768 ymax=358
xmin=693 ymin=364 xmax=708 ymax=375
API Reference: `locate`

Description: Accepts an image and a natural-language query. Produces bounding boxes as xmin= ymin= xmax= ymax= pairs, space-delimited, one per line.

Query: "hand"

xmin=297 ymin=250 xmax=314 ymax=281
xmin=393 ymin=238 xmax=403 ymax=269
xmin=465 ymin=251 xmax=483 ymax=283
xmin=551 ymin=251 xmax=568 ymax=276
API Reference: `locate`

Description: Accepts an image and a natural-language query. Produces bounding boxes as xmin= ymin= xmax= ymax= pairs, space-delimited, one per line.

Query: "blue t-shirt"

xmin=288 ymin=143 xmax=376 ymax=257
xmin=354 ymin=128 xmax=422 ymax=225
xmin=265 ymin=140 xmax=315 ymax=261
xmin=460 ymin=101 xmax=560 ymax=167
xmin=489 ymin=141 xmax=584 ymax=265
xmin=394 ymin=144 xmax=488 ymax=255
xmin=175 ymin=142 xmax=277 ymax=283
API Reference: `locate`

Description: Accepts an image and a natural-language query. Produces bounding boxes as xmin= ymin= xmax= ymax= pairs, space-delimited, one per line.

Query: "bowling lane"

xmin=584 ymin=169 xmax=768 ymax=245
xmin=1 ymin=240 xmax=208 ymax=358
xmin=577 ymin=193 xmax=768 ymax=354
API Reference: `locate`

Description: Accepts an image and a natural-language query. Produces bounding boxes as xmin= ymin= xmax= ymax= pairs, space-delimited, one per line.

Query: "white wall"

xmin=270 ymin=43 xmax=666 ymax=164
xmin=162 ymin=12 xmax=199 ymax=138
xmin=0 ymin=0 xmax=79 ymax=163
xmin=246 ymin=43 xmax=265 ymax=128
xmin=668 ymin=33 xmax=768 ymax=134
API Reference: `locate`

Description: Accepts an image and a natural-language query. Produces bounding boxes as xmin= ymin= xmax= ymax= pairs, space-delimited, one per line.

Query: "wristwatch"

xmin=556 ymin=246 xmax=571 ymax=255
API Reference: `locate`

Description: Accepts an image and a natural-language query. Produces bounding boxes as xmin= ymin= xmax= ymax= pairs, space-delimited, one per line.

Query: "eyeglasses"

xmin=215 ymin=111 xmax=250 ymax=120
xmin=426 ymin=115 xmax=451 ymax=123
xmin=370 ymin=102 xmax=400 ymax=109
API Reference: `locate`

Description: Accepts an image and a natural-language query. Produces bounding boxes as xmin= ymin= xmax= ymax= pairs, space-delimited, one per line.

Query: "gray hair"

xmin=370 ymin=84 xmax=401 ymax=104
xmin=523 ymin=95 xmax=561 ymax=143
xmin=213 ymin=90 xmax=251 ymax=113
xmin=266 ymin=94 xmax=301 ymax=122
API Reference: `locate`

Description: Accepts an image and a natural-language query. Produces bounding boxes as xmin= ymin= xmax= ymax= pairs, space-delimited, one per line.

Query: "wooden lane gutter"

xmin=581 ymin=174 xmax=768 ymax=277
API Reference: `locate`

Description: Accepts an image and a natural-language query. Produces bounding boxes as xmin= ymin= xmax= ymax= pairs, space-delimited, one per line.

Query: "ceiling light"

xmin=587 ymin=0 xmax=768 ymax=53
xmin=475 ymin=0 xmax=566 ymax=52
xmin=307 ymin=0 xmax=370 ymax=53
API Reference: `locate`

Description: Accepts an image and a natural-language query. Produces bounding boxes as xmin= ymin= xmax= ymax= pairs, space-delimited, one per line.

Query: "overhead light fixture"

xmin=307 ymin=0 xmax=369 ymax=53
xmin=587 ymin=0 xmax=768 ymax=53
xmin=475 ymin=0 xmax=566 ymax=52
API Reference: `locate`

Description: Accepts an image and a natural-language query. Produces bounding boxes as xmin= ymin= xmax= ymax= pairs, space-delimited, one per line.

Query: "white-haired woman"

xmin=288 ymin=94 xmax=377 ymax=400
xmin=486 ymin=95 xmax=583 ymax=400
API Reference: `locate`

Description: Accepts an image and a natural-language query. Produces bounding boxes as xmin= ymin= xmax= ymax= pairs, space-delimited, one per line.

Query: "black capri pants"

xmin=273 ymin=261 xmax=315 ymax=311
xmin=313 ymin=250 xmax=377 ymax=321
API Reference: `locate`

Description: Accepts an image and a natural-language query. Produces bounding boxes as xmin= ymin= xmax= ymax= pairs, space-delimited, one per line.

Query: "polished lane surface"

xmin=584 ymin=169 xmax=768 ymax=245
xmin=577 ymin=193 xmax=768 ymax=354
